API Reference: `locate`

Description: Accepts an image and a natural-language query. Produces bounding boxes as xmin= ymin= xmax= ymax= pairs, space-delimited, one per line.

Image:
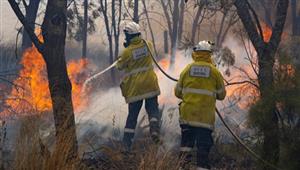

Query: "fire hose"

xmin=142 ymin=39 xmax=281 ymax=170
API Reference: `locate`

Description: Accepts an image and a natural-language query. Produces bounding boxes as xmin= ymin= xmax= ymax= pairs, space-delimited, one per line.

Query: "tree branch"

xmin=122 ymin=0 xmax=134 ymax=20
xmin=234 ymin=0 xmax=264 ymax=55
xmin=160 ymin=0 xmax=173 ymax=36
xmin=225 ymin=80 xmax=259 ymax=89
xmin=268 ymin=0 xmax=289 ymax=56
xmin=246 ymin=0 xmax=264 ymax=41
xmin=67 ymin=0 xmax=75 ymax=8
xmin=8 ymin=0 xmax=44 ymax=53
xmin=142 ymin=0 xmax=158 ymax=55
xmin=240 ymin=33 xmax=259 ymax=77
xmin=21 ymin=0 xmax=28 ymax=8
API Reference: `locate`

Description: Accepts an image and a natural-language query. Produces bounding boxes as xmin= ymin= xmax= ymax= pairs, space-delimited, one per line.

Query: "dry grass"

xmin=89 ymin=139 xmax=182 ymax=170
xmin=10 ymin=114 xmax=258 ymax=170
xmin=11 ymin=116 xmax=258 ymax=170
xmin=12 ymin=116 xmax=183 ymax=170
xmin=13 ymin=116 xmax=84 ymax=170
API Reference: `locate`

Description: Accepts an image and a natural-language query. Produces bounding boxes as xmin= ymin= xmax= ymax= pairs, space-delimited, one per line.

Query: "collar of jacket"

xmin=129 ymin=36 xmax=142 ymax=45
xmin=192 ymin=51 xmax=214 ymax=64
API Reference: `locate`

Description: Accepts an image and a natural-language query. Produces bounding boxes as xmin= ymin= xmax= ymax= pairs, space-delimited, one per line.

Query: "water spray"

xmin=82 ymin=59 xmax=119 ymax=93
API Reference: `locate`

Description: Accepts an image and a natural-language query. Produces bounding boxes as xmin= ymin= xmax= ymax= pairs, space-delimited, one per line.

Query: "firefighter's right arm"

xmin=175 ymin=66 xmax=189 ymax=99
xmin=215 ymin=70 xmax=226 ymax=100
xmin=116 ymin=49 xmax=131 ymax=70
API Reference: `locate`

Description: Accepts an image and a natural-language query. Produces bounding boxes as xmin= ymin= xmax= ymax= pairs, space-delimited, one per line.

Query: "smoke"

xmin=75 ymin=42 xmax=253 ymax=150
xmin=1 ymin=39 xmax=253 ymax=155
xmin=75 ymin=51 xmax=193 ymax=150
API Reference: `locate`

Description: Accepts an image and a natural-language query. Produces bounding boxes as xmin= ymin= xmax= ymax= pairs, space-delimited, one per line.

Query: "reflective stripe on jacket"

xmin=117 ymin=37 xmax=160 ymax=103
xmin=175 ymin=51 xmax=226 ymax=130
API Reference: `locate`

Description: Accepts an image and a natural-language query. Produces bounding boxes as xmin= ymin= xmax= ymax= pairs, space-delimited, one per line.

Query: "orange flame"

xmin=4 ymin=44 xmax=88 ymax=115
xmin=261 ymin=23 xmax=272 ymax=42
xmin=67 ymin=58 xmax=88 ymax=111
xmin=159 ymin=58 xmax=170 ymax=70
xmin=224 ymin=64 xmax=259 ymax=109
xmin=261 ymin=22 xmax=288 ymax=42
xmin=5 ymin=47 xmax=51 ymax=114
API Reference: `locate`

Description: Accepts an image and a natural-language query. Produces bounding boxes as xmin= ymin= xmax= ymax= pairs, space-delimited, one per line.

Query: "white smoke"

xmin=74 ymin=44 xmax=252 ymax=150
xmin=75 ymin=51 xmax=193 ymax=150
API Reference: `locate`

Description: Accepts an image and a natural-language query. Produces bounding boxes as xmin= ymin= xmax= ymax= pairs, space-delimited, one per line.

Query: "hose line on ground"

xmin=142 ymin=39 xmax=280 ymax=170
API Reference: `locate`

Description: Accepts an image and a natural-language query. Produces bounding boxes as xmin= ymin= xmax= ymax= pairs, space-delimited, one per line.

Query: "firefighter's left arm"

xmin=215 ymin=69 xmax=226 ymax=100
xmin=116 ymin=49 xmax=131 ymax=70
xmin=175 ymin=65 xmax=189 ymax=99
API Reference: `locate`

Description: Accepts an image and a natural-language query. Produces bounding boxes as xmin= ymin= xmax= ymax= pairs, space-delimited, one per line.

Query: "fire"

xmin=159 ymin=58 xmax=170 ymax=70
xmin=261 ymin=22 xmax=288 ymax=42
xmin=156 ymin=57 xmax=179 ymax=105
xmin=261 ymin=23 xmax=272 ymax=42
xmin=285 ymin=64 xmax=295 ymax=76
xmin=5 ymin=47 xmax=51 ymax=114
xmin=224 ymin=64 xmax=260 ymax=109
xmin=4 ymin=44 xmax=88 ymax=115
xmin=67 ymin=58 xmax=88 ymax=111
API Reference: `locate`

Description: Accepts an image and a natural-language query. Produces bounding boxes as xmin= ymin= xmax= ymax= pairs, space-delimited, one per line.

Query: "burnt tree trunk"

xmin=8 ymin=0 xmax=78 ymax=159
xmin=142 ymin=0 xmax=159 ymax=55
xmin=191 ymin=5 xmax=203 ymax=44
xmin=82 ymin=0 xmax=88 ymax=58
xmin=215 ymin=5 xmax=239 ymax=49
xmin=108 ymin=34 xmax=115 ymax=83
xmin=164 ymin=30 xmax=169 ymax=54
xmin=260 ymin=0 xmax=273 ymax=27
xmin=133 ymin=0 xmax=139 ymax=23
xmin=160 ymin=0 xmax=180 ymax=67
xmin=100 ymin=0 xmax=115 ymax=84
xmin=99 ymin=0 xmax=122 ymax=84
xmin=170 ymin=0 xmax=180 ymax=67
xmin=111 ymin=0 xmax=118 ymax=84
xmin=234 ymin=0 xmax=289 ymax=168
xmin=291 ymin=0 xmax=300 ymax=36
xmin=113 ymin=0 xmax=122 ymax=58
xmin=42 ymin=0 xmax=78 ymax=158
xmin=177 ymin=0 xmax=185 ymax=45
xmin=22 ymin=0 xmax=41 ymax=51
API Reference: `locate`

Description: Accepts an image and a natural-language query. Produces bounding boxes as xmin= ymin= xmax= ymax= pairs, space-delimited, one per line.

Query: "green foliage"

xmin=274 ymin=37 xmax=300 ymax=170
xmin=280 ymin=128 xmax=300 ymax=170
xmin=213 ymin=46 xmax=236 ymax=74
xmin=275 ymin=37 xmax=300 ymax=124
xmin=210 ymin=142 xmax=257 ymax=169
xmin=248 ymin=95 xmax=275 ymax=131
xmin=248 ymin=36 xmax=300 ymax=170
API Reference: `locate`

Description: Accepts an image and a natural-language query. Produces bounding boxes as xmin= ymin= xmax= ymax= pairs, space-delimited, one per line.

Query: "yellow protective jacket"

xmin=116 ymin=37 xmax=160 ymax=103
xmin=174 ymin=51 xmax=226 ymax=130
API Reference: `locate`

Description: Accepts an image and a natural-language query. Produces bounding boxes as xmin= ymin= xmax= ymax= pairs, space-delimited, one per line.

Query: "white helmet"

xmin=123 ymin=21 xmax=141 ymax=35
xmin=193 ymin=40 xmax=214 ymax=52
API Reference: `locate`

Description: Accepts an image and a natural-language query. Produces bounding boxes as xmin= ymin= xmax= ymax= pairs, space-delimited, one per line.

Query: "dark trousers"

xmin=123 ymin=96 xmax=160 ymax=150
xmin=179 ymin=124 xmax=213 ymax=169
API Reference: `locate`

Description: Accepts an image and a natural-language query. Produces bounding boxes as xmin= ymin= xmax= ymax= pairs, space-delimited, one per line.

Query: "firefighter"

xmin=175 ymin=41 xmax=226 ymax=170
xmin=116 ymin=21 xmax=161 ymax=151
